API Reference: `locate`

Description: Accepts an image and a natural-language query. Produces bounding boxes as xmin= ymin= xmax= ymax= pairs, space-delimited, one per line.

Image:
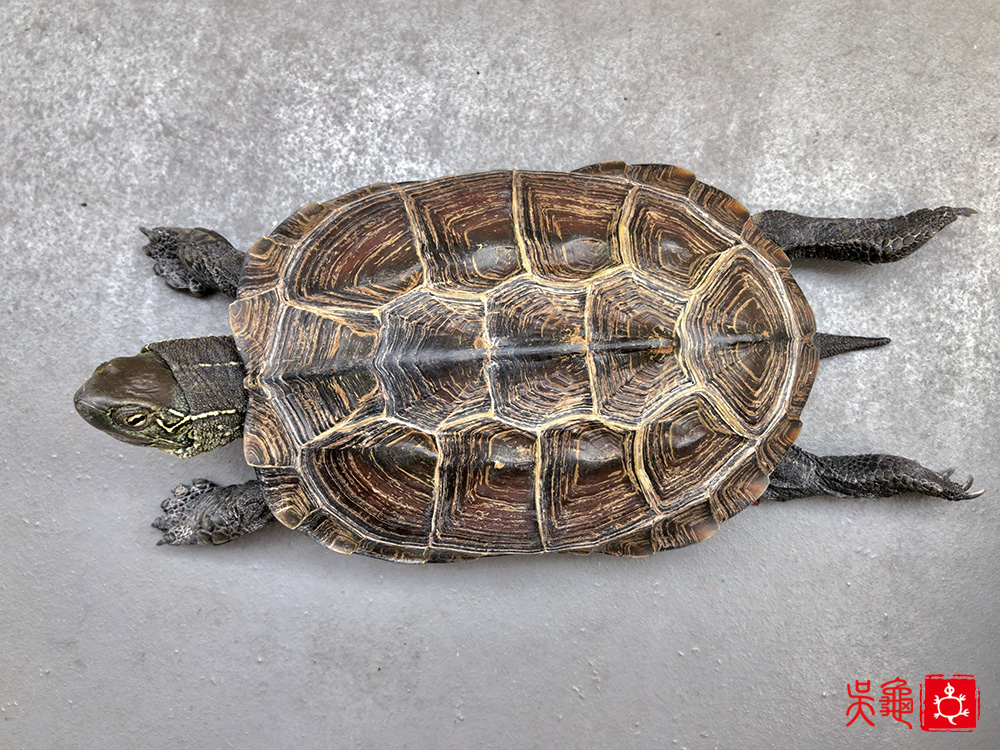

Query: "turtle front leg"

xmin=751 ymin=206 xmax=975 ymax=263
xmin=152 ymin=479 xmax=273 ymax=546
xmin=140 ymin=226 xmax=244 ymax=298
xmin=762 ymin=445 xmax=983 ymax=502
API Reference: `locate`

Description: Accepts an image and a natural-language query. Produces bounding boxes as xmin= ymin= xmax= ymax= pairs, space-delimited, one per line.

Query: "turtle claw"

xmin=934 ymin=468 xmax=983 ymax=499
xmin=141 ymin=226 xmax=216 ymax=297
xmin=963 ymin=484 xmax=986 ymax=500
xmin=151 ymin=479 xmax=271 ymax=547
xmin=930 ymin=470 xmax=984 ymax=502
xmin=152 ymin=478 xmax=222 ymax=546
xmin=139 ymin=226 xmax=230 ymax=297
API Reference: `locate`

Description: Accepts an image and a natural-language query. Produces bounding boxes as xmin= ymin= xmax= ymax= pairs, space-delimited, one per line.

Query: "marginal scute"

xmin=594 ymin=527 xmax=656 ymax=557
xmin=688 ymin=179 xmax=750 ymax=233
xmin=271 ymin=185 xmax=399 ymax=244
xmin=433 ymin=420 xmax=541 ymax=552
xmin=270 ymin=201 xmax=331 ymax=244
xmin=540 ymin=419 xmax=652 ymax=549
xmin=405 ymin=172 xmax=522 ymax=291
xmin=709 ymin=456 xmax=770 ymax=522
xmin=757 ymin=417 xmax=803 ymax=470
xmin=788 ymin=339 xmax=819 ymax=418
xmin=742 ymin=220 xmax=791 ymax=269
xmin=229 ymin=289 xmax=282 ymax=371
xmin=625 ymin=163 xmax=697 ymax=194
xmin=258 ymin=467 xmax=317 ymax=529
xmin=651 ymin=501 xmax=720 ymax=549
xmin=302 ymin=516 xmax=454 ymax=562
xmin=240 ymin=236 xmax=292 ymax=297
xmin=300 ymin=514 xmax=364 ymax=555
xmin=375 ymin=289 xmax=489 ymax=430
xmin=588 ymin=270 xmax=690 ymax=425
xmin=572 ymin=161 xmax=628 ymax=177
xmin=243 ymin=383 xmax=297 ymax=468
xmin=302 ymin=420 xmax=438 ymax=545
xmin=517 ymin=171 xmax=630 ymax=281
xmin=487 ymin=277 xmax=592 ymax=429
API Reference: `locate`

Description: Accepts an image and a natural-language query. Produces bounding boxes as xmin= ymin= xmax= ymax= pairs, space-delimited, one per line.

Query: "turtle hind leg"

xmin=152 ymin=479 xmax=273 ymax=546
xmin=751 ymin=206 xmax=975 ymax=263
xmin=762 ymin=445 xmax=984 ymax=503
xmin=140 ymin=226 xmax=243 ymax=298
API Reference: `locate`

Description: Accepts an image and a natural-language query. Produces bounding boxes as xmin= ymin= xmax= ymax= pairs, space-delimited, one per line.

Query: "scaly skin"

xmin=152 ymin=479 xmax=273 ymax=545
xmin=140 ymin=226 xmax=244 ymax=297
xmin=762 ymin=445 xmax=983 ymax=502
xmin=752 ymin=206 xmax=975 ymax=263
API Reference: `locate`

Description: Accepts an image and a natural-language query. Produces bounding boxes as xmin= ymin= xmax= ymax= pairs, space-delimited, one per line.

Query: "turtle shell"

xmin=229 ymin=162 xmax=818 ymax=562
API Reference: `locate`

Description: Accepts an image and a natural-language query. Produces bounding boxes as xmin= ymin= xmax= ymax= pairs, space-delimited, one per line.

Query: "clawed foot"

xmin=927 ymin=467 xmax=983 ymax=501
xmin=152 ymin=478 xmax=272 ymax=546
xmin=764 ymin=446 xmax=986 ymax=503
xmin=871 ymin=456 xmax=984 ymax=501
xmin=141 ymin=227 xmax=217 ymax=296
xmin=153 ymin=479 xmax=229 ymax=545
xmin=139 ymin=226 xmax=241 ymax=297
xmin=829 ymin=453 xmax=985 ymax=501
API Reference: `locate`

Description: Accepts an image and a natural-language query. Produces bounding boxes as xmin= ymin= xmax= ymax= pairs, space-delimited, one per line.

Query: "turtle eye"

xmin=117 ymin=409 xmax=151 ymax=429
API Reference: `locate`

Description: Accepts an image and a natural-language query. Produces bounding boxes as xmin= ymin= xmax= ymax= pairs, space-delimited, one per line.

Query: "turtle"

xmin=74 ymin=162 xmax=983 ymax=562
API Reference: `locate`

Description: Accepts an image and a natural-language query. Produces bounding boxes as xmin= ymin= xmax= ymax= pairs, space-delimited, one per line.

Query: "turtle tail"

xmin=814 ymin=332 xmax=891 ymax=359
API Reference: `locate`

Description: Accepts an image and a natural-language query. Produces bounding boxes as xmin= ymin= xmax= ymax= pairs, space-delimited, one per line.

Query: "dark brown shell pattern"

xmin=229 ymin=162 xmax=818 ymax=562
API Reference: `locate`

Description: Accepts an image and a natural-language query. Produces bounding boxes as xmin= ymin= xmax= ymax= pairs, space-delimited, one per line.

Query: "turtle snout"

xmin=74 ymin=358 xmax=136 ymax=428
xmin=73 ymin=382 xmax=90 ymax=417
xmin=74 ymin=370 xmax=112 ymax=427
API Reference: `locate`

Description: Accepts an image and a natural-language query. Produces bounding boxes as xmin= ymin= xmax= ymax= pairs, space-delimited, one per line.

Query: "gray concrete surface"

xmin=2 ymin=1 xmax=998 ymax=747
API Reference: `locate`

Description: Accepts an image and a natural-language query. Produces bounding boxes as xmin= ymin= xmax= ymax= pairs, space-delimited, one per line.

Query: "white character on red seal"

xmin=933 ymin=682 xmax=970 ymax=726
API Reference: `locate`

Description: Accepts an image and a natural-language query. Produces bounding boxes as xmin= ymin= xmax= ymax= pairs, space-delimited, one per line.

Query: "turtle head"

xmin=74 ymin=352 xmax=198 ymax=456
xmin=75 ymin=337 xmax=248 ymax=458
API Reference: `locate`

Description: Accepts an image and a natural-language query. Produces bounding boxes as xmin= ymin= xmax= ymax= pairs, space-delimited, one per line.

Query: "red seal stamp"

xmin=920 ymin=675 xmax=979 ymax=732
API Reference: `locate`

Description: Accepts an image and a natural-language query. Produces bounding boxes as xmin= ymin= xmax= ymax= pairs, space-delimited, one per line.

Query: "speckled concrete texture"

xmin=2 ymin=1 xmax=998 ymax=747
